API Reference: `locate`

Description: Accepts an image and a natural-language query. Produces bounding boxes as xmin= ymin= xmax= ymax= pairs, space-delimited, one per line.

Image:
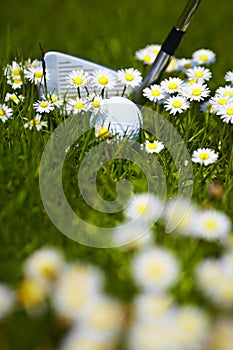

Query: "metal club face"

xmin=44 ymin=51 xmax=126 ymax=97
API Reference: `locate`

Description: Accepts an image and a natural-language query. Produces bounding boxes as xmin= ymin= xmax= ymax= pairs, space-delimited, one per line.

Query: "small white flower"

xmin=209 ymin=94 xmax=233 ymax=113
xmin=66 ymin=97 xmax=89 ymax=114
xmin=164 ymin=95 xmax=190 ymax=115
xmin=91 ymin=69 xmax=116 ymax=91
xmin=4 ymin=61 xmax=22 ymax=78
xmin=0 ymin=283 xmax=15 ymax=319
xmin=192 ymin=148 xmax=218 ymax=165
xmin=182 ymin=82 xmax=210 ymax=102
xmin=177 ymin=58 xmax=197 ymax=72
xmin=66 ymin=69 xmax=89 ymax=88
xmin=88 ymin=94 xmax=103 ymax=114
xmin=0 ymin=104 xmax=13 ymax=122
xmin=161 ymin=77 xmax=184 ymax=94
xmin=142 ymin=139 xmax=164 ymax=153
xmin=24 ymin=61 xmax=49 ymax=85
xmin=47 ymin=93 xmax=64 ymax=108
xmin=4 ymin=92 xmax=24 ymax=105
xmin=224 ymin=71 xmax=233 ymax=84
xmin=216 ymin=103 xmax=233 ymax=124
xmin=7 ymin=75 xmax=23 ymax=89
xmin=193 ymin=209 xmax=231 ymax=241
xmin=33 ymin=99 xmax=54 ymax=114
xmin=186 ymin=66 xmax=212 ymax=82
xmin=24 ymin=114 xmax=48 ymax=131
xmin=117 ymin=68 xmax=142 ymax=88
xmin=143 ymin=84 xmax=167 ymax=103
xmin=125 ymin=193 xmax=163 ymax=224
xmin=135 ymin=47 xmax=157 ymax=65
xmin=215 ymin=85 xmax=233 ymax=98
xmin=23 ymin=247 xmax=65 ymax=288
xmin=145 ymin=44 xmax=161 ymax=56
xmin=200 ymin=100 xmax=214 ymax=113
xmin=166 ymin=57 xmax=179 ymax=73
xmin=192 ymin=48 xmax=216 ymax=65
xmin=131 ymin=247 xmax=180 ymax=292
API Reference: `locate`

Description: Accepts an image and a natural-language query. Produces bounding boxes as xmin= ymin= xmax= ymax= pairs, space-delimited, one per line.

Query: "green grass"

xmin=0 ymin=1 xmax=233 ymax=349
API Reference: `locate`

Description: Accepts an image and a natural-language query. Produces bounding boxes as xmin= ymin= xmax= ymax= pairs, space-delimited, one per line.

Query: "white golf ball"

xmin=90 ymin=96 xmax=143 ymax=139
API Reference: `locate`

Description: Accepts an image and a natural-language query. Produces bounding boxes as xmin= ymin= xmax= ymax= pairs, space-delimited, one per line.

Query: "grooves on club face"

xmin=44 ymin=51 xmax=128 ymax=97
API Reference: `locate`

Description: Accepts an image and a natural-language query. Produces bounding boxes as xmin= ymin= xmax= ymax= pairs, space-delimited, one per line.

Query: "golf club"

xmin=44 ymin=0 xmax=202 ymax=103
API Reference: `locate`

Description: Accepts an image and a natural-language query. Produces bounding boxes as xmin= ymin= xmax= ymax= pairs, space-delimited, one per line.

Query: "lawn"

xmin=0 ymin=0 xmax=233 ymax=349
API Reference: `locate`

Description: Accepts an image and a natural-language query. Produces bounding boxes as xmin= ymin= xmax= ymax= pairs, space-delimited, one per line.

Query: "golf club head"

xmin=44 ymin=51 xmax=127 ymax=97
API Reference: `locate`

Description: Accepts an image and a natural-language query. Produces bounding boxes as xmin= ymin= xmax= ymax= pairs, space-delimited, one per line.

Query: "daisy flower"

xmin=52 ymin=264 xmax=103 ymax=321
xmin=186 ymin=66 xmax=212 ymax=82
xmin=193 ymin=209 xmax=231 ymax=241
xmin=131 ymin=247 xmax=180 ymax=292
xmin=145 ymin=44 xmax=161 ymax=56
xmin=177 ymin=58 xmax=197 ymax=72
xmin=182 ymin=82 xmax=210 ymax=102
xmin=164 ymin=95 xmax=190 ymax=115
xmin=216 ymin=103 xmax=233 ymax=124
xmin=66 ymin=97 xmax=88 ymax=114
xmin=125 ymin=193 xmax=163 ymax=224
xmin=112 ymin=223 xmax=153 ymax=250
xmin=24 ymin=58 xmax=41 ymax=70
xmin=117 ymin=68 xmax=142 ymax=88
xmin=47 ymin=93 xmax=64 ymax=108
xmin=23 ymin=247 xmax=65 ymax=288
xmin=192 ymin=48 xmax=216 ymax=65
xmin=200 ymin=100 xmax=214 ymax=113
xmin=0 ymin=104 xmax=13 ymax=122
xmin=24 ymin=114 xmax=48 ymax=131
xmin=66 ymin=69 xmax=89 ymax=88
xmin=24 ymin=61 xmax=49 ymax=85
xmin=135 ymin=47 xmax=156 ymax=65
xmin=91 ymin=69 xmax=116 ymax=91
xmin=17 ymin=278 xmax=48 ymax=309
xmin=142 ymin=139 xmax=164 ymax=153
xmin=166 ymin=57 xmax=179 ymax=73
xmin=192 ymin=147 xmax=218 ymax=165
xmin=224 ymin=71 xmax=233 ymax=84
xmin=33 ymin=99 xmax=54 ymax=114
xmin=209 ymin=94 xmax=232 ymax=113
xmin=0 ymin=283 xmax=15 ymax=319
xmin=4 ymin=60 xmax=22 ymax=78
xmin=88 ymin=94 xmax=103 ymax=114
xmin=161 ymin=77 xmax=184 ymax=94
xmin=143 ymin=84 xmax=167 ymax=103
xmin=7 ymin=75 xmax=23 ymax=89
xmin=4 ymin=92 xmax=24 ymax=105
xmin=215 ymin=85 xmax=233 ymax=98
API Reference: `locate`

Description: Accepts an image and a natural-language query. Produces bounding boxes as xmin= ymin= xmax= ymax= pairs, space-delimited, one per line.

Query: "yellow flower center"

xmin=172 ymin=100 xmax=182 ymax=108
xmin=51 ymin=96 xmax=57 ymax=103
xmin=143 ymin=54 xmax=151 ymax=62
xmin=199 ymin=152 xmax=210 ymax=160
xmin=192 ymin=88 xmax=202 ymax=96
xmin=184 ymin=63 xmax=192 ymax=69
xmin=12 ymin=68 xmax=21 ymax=75
xmin=136 ymin=203 xmax=148 ymax=214
xmin=73 ymin=77 xmax=83 ymax=85
xmin=40 ymin=101 xmax=48 ymax=108
xmin=39 ymin=264 xmax=57 ymax=278
xmin=34 ymin=71 xmax=43 ymax=78
xmin=0 ymin=109 xmax=5 ymax=117
xmin=188 ymin=79 xmax=197 ymax=85
xmin=226 ymin=107 xmax=233 ymax=116
xmin=199 ymin=54 xmax=209 ymax=62
xmin=168 ymin=82 xmax=178 ymax=90
xmin=92 ymin=100 xmax=100 ymax=108
xmin=17 ymin=279 xmax=46 ymax=307
xmin=194 ymin=71 xmax=203 ymax=78
xmin=152 ymin=48 xmax=160 ymax=54
xmin=224 ymin=91 xmax=233 ymax=97
xmin=147 ymin=142 xmax=158 ymax=150
xmin=125 ymin=73 xmax=134 ymax=81
xmin=169 ymin=59 xmax=176 ymax=67
xmin=148 ymin=263 xmax=164 ymax=278
xmin=29 ymin=119 xmax=40 ymax=126
xmin=218 ymin=98 xmax=228 ymax=105
xmin=75 ymin=102 xmax=84 ymax=109
xmin=151 ymin=89 xmax=161 ymax=97
xmin=13 ymin=78 xmax=22 ymax=84
xmin=11 ymin=95 xmax=18 ymax=101
xmin=204 ymin=219 xmax=218 ymax=231
xmin=97 ymin=127 xmax=110 ymax=138
xmin=98 ymin=76 xmax=108 ymax=85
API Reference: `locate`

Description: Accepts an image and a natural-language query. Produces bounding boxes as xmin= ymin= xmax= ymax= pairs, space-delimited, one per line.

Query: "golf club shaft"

xmin=132 ymin=0 xmax=202 ymax=104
